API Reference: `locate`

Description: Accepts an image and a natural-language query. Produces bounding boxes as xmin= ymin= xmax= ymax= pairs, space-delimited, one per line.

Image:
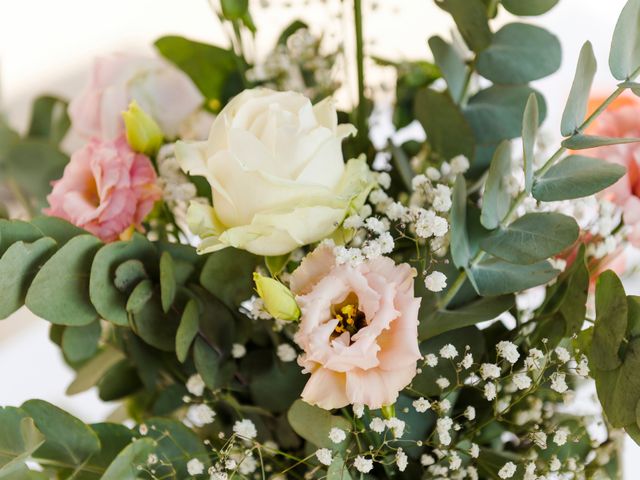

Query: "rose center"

xmin=331 ymin=294 xmax=366 ymax=338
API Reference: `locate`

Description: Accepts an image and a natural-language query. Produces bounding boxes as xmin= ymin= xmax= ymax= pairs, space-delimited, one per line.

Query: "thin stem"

xmin=353 ymin=0 xmax=367 ymax=146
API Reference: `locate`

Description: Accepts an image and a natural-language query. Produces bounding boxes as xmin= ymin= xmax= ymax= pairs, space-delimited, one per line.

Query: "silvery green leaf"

xmin=522 ymin=93 xmax=539 ymax=193
xmin=450 ymin=175 xmax=470 ymax=269
xmin=480 ymin=141 xmax=512 ymax=230
xmin=467 ymin=258 xmax=558 ymax=296
xmin=561 ymin=42 xmax=597 ymax=136
xmin=562 ymin=134 xmax=640 ymax=150
xmin=429 ymin=35 xmax=467 ymax=103
xmin=610 ymin=0 xmax=640 ymax=81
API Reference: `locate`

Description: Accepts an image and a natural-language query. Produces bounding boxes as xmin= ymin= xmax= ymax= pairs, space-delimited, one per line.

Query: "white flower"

xmin=468 ymin=466 xmax=479 ymax=480
xmin=344 ymin=214 xmax=364 ymax=229
xmin=377 ymin=172 xmax=392 ymax=189
xmin=461 ymin=353 xmax=473 ymax=369
xmin=550 ymin=372 xmax=569 ymax=393
xmin=421 ymin=454 xmax=435 ymax=466
xmin=377 ymin=232 xmax=395 ymax=253
xmin=365 ymin=217 xmax=387 ymax=234
xmin=438 ymin=399 xmax=452 ymax=412
xmin=147 ymin=453 xmax=158 ymax=465
xmin=525 ymin=348 xmax=545 ymax=370
xmin=512 ymin=372 xmax=532 ymax=390
xmin=354 ymin=456 xmax=374 ymax=473
xmin=186 ymin=404 xmax=215 ymax=427
xmin=436 ymin=377 xmax=451 ymax=389
xmin=177 ymin=88 xmax=373 ymax=256
xmin=369 ymin=189 xmax=389 ymax=205
xmin=426 ymin=167 xmax=441 ymax=181
xmin=415 ymin=210 xmax=448 ymax=238
xmin=412 ymin=174 xmax=429 ymax=190
xmin=531 ymin=431 xmax=547 ymax=449
xmin=450 ymin=155 xmax=470 ymax=174
xmin=186 ymin=374 xmax=206 ymax=396
xmin=369 ymin=417 xmax=386 ymax=433
xmin=316 ymin=448 xmax=333 ymax=466
xmin=276 ymin=343 xmax=297 ymax=362
xmin=497 ymin=341 xmax=520 ymax=364
xmin=555 ymin=346 xmax=571 ymax=363
xmin=498 ymin=462 xmax=517 ymax=479
xmin=469 ymin=443 xmax=480 ymax=458
xmin=187 ymin=458 xmax=205 ymax=476
xmin=425 ymin=271 xmax=448 ymax=292
xmin=233 ymin=419 xmax=257 ymax=439
xmin=396 ymin=448 xmax=408 ymax=471
xmin=211 ymin=473 xmax=228 ymax=480
xmin=576 ymin=355 xmax=590 ymax=376
xmin=440 ymin=344 xmax=459 ymax=359
xmin=464 ymin=406 xmax=476 ymax=420
xmin=524 ymin=462 xmax=537 ymax=480
xmin=432 ymin=184 xmax=452 ymax=212
xmin=553 ymin=427 xmax=569 ymax=446
xmin=436 ymin=417 xmax=453 ymax=445
xmin=413 ymin=397 xmax=431 ymax=413
xmin=386 ymin=417 xmax=405 ymax=438
xmin=353 ymin=403 xmax=365 ymax=418
xmin=385 ymin=202 xmax=407 ymax=221
xmin=225 ymin=459 xmax=237 ymax=470
xmin=139 ymin=424 xmax=148 ymax=435
xmin=449 ymin=452 xmax=462 ymax=470
xmin=334 ymin=246 xmax=365 ymax=267
xmin=549 ymin=455 xmax=561 ymax=471
xmin=425 ymin=353 xmax=439 ymax=367
xmin=484 ymin=382 xmax=497 ymax=401
xmin=239 ymin=454 xmax=257 ymax=475
xmin=480 ymin=363 xmax=501 ymax=380
xmin=328 ymin=427 xmax=347 ymax=443
xmin=231 ymin=343 xmax=247 ymax=359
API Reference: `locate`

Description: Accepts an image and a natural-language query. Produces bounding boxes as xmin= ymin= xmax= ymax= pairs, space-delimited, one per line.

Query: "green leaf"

xmin=327 ymin=455 xmax=353 ymax=480
xmin=98 ymin=360 xmax=141 ymax=401
xmin=265 ymin=254 xmax=290 ymax=278
xmin=562 ymin=134 xmax=640 ymax=150
xmin=0 ymin=238 xmax=56 ymax=319
xmin=522 ymin=94 xmax=538 ymax=193
xmin=277 ymin=20 xmax=309 ymax=45
xmin=199 ymin=248 xmax=259 ymax=310
xmin=414 ymin=88 xmax=475 ymax=161
xmin=609 ymin=0 xmax=640 ymax=81
xmin=221 ymin=0 xmax=248 ymax=20
xmin=113 ymin=259 xmax=148 ymax=293
xmin=467 ymin=258 xmax=558 ymax=296
xmin=194 ymin=337 xmax=221 ymax=390
xmin=61 ymin=320 xmax=101 ymax=363
xmin=435 ymin=0 xmax=492 ymax=52
xmin=501 ymin=0 xmax=559 ymax=15
xmin=130 ymin=290 xmax=179 ymax=352
xmin=176 ymin=299 xmax=199 ymax=363
xmin=30 ymin=216 xmax=87 ymax=245
xmin=126 ymin=279 xmax=154 ymax=314
xmin=592 ymin=271 xmax=628 ymax=371
xmin=533 ymin=155 xmax=626 ymax=201
xmin=90 ymin=234 xmax=156 ymax=326
xmin=389 ymin=142 xmax=414 ymax=193
xmin=428 ymin=36 xmax=467 ymax=103
xmin=477 ymin=23 xmax=561 ymax=84
xmin=464 ymin=85 xmax=547 ymax=144
xmin=0 ymin=408 xmax=44 ymax=474
xmin=27 ymin=96 xmax=70 ymax=145
xmin=287 ymin=400 xmax=352 ymax=452
xmin=66 ymin=346 xmax=126 ymax=395
xmin=480 ymin=213 xmax=579 ymax=265
xmin=420 ymin=295 xmax=514 ymax=339
xmin=101 ymin=438 xmax=156 ymax=480
xmin=155 ymin=36 xmax=238 ymax=109
xmin=0 ymin=220 xmax=42 ymax=257
xmin=480 ymin=141 xmax=512 ymax=230
xmin=26 ymin=235 xmax=101 ymax=326
xmin=159 ymin=251 xmax=176 ymax=313
xmin=21 ymin=400 xmax=100 ymax=466
xmin=561 ymin=42 xmax=598 ymax=136
xmin=450 ymin=175 xmax=470 ymax=269
xmin=78 ymin=423 xmax=137 ymax=479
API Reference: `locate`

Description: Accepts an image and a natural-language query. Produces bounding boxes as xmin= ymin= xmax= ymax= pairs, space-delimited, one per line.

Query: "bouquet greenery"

xmin=3 ymin=0 xmax=640 ymax=478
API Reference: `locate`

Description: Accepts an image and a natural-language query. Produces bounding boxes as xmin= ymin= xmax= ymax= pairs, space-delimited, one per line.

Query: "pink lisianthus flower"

xmin=290 ymin=244 xmax=422 ymax=410
xmin=585 ymin=94 xmax=640 ymax=246
xmin=44 ymin=136 xmax=162 ymax=242
xmin=69 ymin=53 xmax=203 ymax=140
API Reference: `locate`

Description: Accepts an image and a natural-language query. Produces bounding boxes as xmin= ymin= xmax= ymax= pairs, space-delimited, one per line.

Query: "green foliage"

xmin=66 ymin=346 xmax=126 ymax=395
xmin=428 ymin=36 xmax=467 ymax=103
xmin=194 ymin=337 xmax=221 ymax=391
xmin=159 ymin=251 xmax=177 ymax=313
xmin=467 ymin=258 xmax=559 ymax=296
xmin=480 ymin=141 xmax=512 ymax=230
xmin=450 ymin=175 xmax=471 ymax=269
xmin=100 ymin=438 xmax=155 ymax=480
xmin=176 ymin=299 xmax=200 ymax=363
xmin=221 ymin=0 xmax=248 ymax=20
xmin=501 ymin=0 xmax=559 ymax=15
xmin=436 ymin=0 xmax=492 ymax=52
xmin=561 ymin=42 xmax=598 ymax=136
xmin=477 ymin=23 xmax=561 ymax=84
xmin=533 ymin=155 xmax=626 ymax=201
xmin=287 ymin=400 xmax=352 ymax=452
xmin=61 ymin=320 xmax=102 ymax=363
xmin=562 ymin=134 xmax=640 ymax=149
xmin=609 ymin=0 xmax=640 ymax=81
xmin=0 ymin=408 xmax=44 ymax=476
xmin=522 ymin=94 xmax=539 ymax=192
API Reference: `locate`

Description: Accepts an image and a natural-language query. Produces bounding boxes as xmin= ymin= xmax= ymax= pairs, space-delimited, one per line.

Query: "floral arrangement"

xmin=4 ymin=0 xmax=640 ymax=478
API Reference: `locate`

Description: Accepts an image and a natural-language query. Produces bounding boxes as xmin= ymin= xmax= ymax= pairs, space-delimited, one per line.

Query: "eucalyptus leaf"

xmin=562 ymin=134 xmax=640 ymax=150
xmin=26 ymin=235 xmax=101 ymax=326
xmin=61 ymin=320 xmax=101 ymax=363
xmin=101 ymin=438 xmax=156 ymax=480
xmin=533 ymin=155 xmax=626 ymax=201
xmin=467 ymin=258 xmax=558 ymax=296
xmin=522 ymin=94 xmax=538 ymax=193
xmin=480 ymin=213 xmax=579 ymax=265
xmin=125 ymin=279 xmax=154 ymax=315
xmin=66 ymin=346 xmax=126 ymax=395
xmin=591 ymin=271 xmax=628 ymax=371
xmin=561 ymin=42 xmax=598 ymax=136
xmin=609 ymin=0 xmax=640 ymax=81
xmin=429 ymin=36 xmax=467 ymax=103
xmin=287 ymin=400 xmax=352 ymax=453
xmin=0 ymin=408 xmax=44 ymax=473
xmin=113 ymin=259 xmax=148 ymax=293
xmin=176 ymin=299 xmax=200 ymax=363
xmin=450 ymin=175 xmax=470 ymax=269
xmin=27 ymin=96 xmax=70 ymax=145
xmin=480 ymin=141 xmax=512 ymax=230
xmin=501 ymin=0 xmax=559 ymax=15
xmin=159 ymin=251 xmax=176 ymax=313
xmin=435 ymin=0 xmax=492 ymax=52
xmin=78 ymin=423 xmax=138 ymax=480
xmin=130 ymin=291 xmax=179 ymax=352
xmin=200 ymin=248 xmax=259 ymax=310
xmin=327 ymin=455 xmax=353 ymax=480
xmin=477 ymin=23 xmax=561 ymax=84
xmin=30 ymin=216 xmax=87 ymax=245
xmin=0 ymin=220 xmax=42 ymax=257
xmin=194 ymin=337 xmax=221 ymax=390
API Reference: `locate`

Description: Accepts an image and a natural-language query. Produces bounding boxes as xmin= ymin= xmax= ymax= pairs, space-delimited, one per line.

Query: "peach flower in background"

xmin=45 ymin=136 xmax=162 ymax=242
xmin=290 ymin=244 xmax=421 ymax=410
xmin=585 ymin=94 xmax=640 ymax=246
xmin=69 ymin=53 xmax=203 ymax=140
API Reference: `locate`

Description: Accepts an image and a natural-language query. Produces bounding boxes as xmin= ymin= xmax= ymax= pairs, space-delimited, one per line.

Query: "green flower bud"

xmin=122 ymin=101 xmax=163 ymax=156
xmin=253 ymin=272 xmax=300 ymax=322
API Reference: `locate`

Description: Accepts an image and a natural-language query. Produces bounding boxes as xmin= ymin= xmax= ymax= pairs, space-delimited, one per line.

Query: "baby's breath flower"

xmin=328 ymin=427 xmax=346 ymax=443
xmin=440 ymin=344 xmax=459 ymax=359
xmin=480 ymin=363 xmax=501 ymax=380
xmin=464 ymin=406 xmax=476 ymax=420
xmin=421 ymin=454 xmax=435 ymax=466
xmin=186 ymin=404 xmax=215 ymax=427
xmin=436 ymin=377 xmax=451 ymax=389
xmin=353 ymin=403 xmax=365 ymax=418
xmin=233 ymin=419 xmax=257 ymax=439
xmin=555 ymin=346 xmax=571 ymax=363
xmin=512 ymin=372 xmax=532 ymax=390
xmin=396 ymin=448 xmax=408 ymax=471
xmin=550 ymin=372 xmax=569 ymax=393
xmin=315 ymin=448 xmax=332 ymax=466
xmin=461 ymin=353 xmax=473 ymax=369
xmin=553 ymin=427 xmax=569 ymax=446
xmin=469 ymin=443 xmax=480 ymax=458
xmin=498 ymin=462 xmax=517 ymax=479
xmin=425 ymin=271 xmax=447 ymax=292
xmin=496 ymin=341 xmax=520 ymax=364
xmin=231 ymin=343 xmax=247 ymax=359
xmin=276 ymin=343 xmax=297 ymax=362
xmin=354 ymin=456 xmax=374 ymax=473
xmin=186 ymin=374 xmax=205 ymax=396
xmin=187 ymin=458 xmax=205 ymax=476
xmin=413 ymin=397 xmax=431 ymax=413
xmin=484 ymin=382 xmax=497 ymax=401
xmin=369 ymin=417 xmax=386 ymax=433
xmin=424 ymin=353 xmax=439 ymax=367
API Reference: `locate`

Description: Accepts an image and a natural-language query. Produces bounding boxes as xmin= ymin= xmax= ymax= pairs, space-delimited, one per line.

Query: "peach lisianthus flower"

xmin=585 ymin=94 xmax=640 ymax=246
xmin=44 ymin=136 xmax=162 ymax=242
xmin=290 ymin=244 xmax=421 ymax=410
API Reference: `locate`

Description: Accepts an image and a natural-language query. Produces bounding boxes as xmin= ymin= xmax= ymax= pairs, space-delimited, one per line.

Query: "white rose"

xmin=176 ymin=88 xmax=374 ymax=256
xmin=69 ymin=53 xmax=203 ymax=140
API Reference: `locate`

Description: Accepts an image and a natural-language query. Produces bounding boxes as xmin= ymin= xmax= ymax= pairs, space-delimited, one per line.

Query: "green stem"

xmin=439 ymin=76 xmax=638 ymax=309
xmin=353 ymin=0 xmax=367 ymax=146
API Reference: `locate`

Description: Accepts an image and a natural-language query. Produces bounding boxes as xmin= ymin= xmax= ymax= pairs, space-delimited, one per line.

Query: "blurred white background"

xmin=0 ymin=0 xmax=638 ymax=474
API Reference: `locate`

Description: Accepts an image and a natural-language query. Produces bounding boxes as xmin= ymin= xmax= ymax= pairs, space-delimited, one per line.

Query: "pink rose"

xmin=44 ymin=136 xmax=162 ymax=242
xmin=69 ymin=54 xmax=203 ymax=140
xmin=586 ymin=94 xmax=640 ymax=246
xmin=290 ymin=245 xmax=421 ymax=410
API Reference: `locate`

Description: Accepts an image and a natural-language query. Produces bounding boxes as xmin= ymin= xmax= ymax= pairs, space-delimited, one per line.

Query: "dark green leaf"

xmin=389 ymin=142 xmax=414 ymax=192
xmin=62 ymin=320 xmax=101 ymax=363
xmin=0 ymin=220 xmax=42 ymax=257
xmin=501 ymin=0 xmax=559 ymax=15
xmin=130 ymin=291 xmax=179 ymax=352
xmin=435 ymin=0 xmax=492 ymax=52
xmin=480 ymin=141 xmax=511 ymax=230
xmin=27 ymin=96 xmax=70 ymax=145
xmin=98 ymin=361 xmax=141 ymax=401
xmin=265 ymin=254 xmax=290 ymax=278
xmin=287 ymin=400 xmax=352 ymax=452
xmin=0 ymin=408 xmax=44 ymax=474
xmin=414 ymin=88 xmax=475 ymax=161
xmin=327 ymin=455 xmax=353 ymax=480
xmin=159 ymin=251 xmax=176 ymax=313
xmin=113 ymin=259 xmax=148 ymax=293
xmin=609 ymin=0 xmax=640 ymax=81
xmin=79 ymin=423 xmax=137 ymax=479
xmin=533 ymin=155 xmax=626 ymax=201
xmin=176 ymin=299 xmax=200 ymax=363
xmin=30 ymin=216 xmax=87 ymax=245
xmin=562 ymin=134 xmax=640 ymax=149
xmin=125 ymin=279 xmax=154 ymax=315
xmin=101 ymin=438 xmax=156 ymax=480
xmin=429 ymin=36 xmax=467 ymax=103
xmin=561 ymin=42 xmax=598 ymax=136
xmin=450 ymin=175 xmax=470 ymax=269
xmin=592 ymin=270 xmax=628 ymax=371
xmin=26 ymin=235 xmax=101 ymax=326
xmin=66 ymin=346 xmax=126 ymax=395
xmin=199 ymin=248 xmax=259 ymax=309
xmin=467 ymin=258 xmax=558 ymax=296
xmin=194 ymin=337 xmax=221 ymax=390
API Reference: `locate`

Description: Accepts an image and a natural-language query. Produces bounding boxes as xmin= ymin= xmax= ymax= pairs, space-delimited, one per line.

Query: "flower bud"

xmin=122 ymin=101 xmax=163 ymax=156
xmin=253 ymin=273 xmax=300 ymax=321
